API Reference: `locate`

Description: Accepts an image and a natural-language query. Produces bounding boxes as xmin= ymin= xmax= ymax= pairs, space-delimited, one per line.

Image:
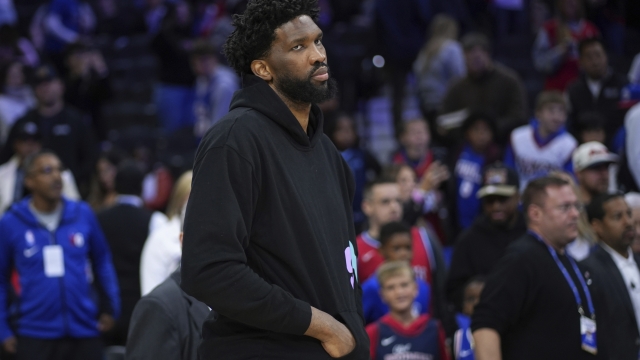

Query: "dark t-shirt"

xmin=472 ymin=233 xmax=601 ymax=360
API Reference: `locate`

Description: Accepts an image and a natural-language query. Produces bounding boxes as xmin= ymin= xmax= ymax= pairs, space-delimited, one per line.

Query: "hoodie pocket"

xmin=336 ymin=311 xmax=370 ymax=360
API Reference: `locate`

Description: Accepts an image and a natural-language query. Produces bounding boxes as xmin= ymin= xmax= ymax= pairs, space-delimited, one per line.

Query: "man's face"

xmin=630 ymin=207 xmax=640 ymax=254
xmin=35 ymin=79 xmax=64 ymax=107
xmin=400 ymin=120 xmax=430 ymax=153
xmin=192 ymin=54 xmax=217 ymax=77
xmin=379 ymin=233 xmax=413 ymax=262
xmin=396 ymin=166 xmax=417 ymax=202
xmin=534 ymin=185 xmax=580 ymax=248
xmin=577 ymin=164 xmax=609 ymax=196
xmin=24 ymin=154 xmax=64 ymax=203
xmin=580 ymin=43 xmax=608 ymax=80
xmin=331 ymin=115 xmax=356 ymax=151
xmin=13 ymin=138 xmax=42 ymax=160
xmin=536 ymin=103 xmax=567 ymax=135
xmin=263 ymin=15 xmax=336 ymax=104
xmin=362 ymin=184 xmax=403 ymax=228
xmin=466 ymin=120 xmax=493 ymax=151
xmin=482 ymin=194 xmax=519 ymax=225
xmin=380 ymin=272 xmax=418 ymax=313
xmin=593 ymin=197 xmax=635 ymax=251
xmin=464 ymin=46 xmax=491 ymax=76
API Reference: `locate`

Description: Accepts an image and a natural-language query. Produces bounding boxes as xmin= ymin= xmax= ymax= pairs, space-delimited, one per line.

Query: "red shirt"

xmin=542 ymin=19 xmax=600 ymax=91
xmin=356 ymin=227 xmax=435 ymax=284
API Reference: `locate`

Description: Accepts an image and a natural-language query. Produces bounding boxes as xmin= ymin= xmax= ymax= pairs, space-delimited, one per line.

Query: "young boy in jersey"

xmin=504 ymin=91 xmax=577 ymax=189
xmin=453 ymin=276 xmax=485 ymax=360
xmin=453 ymin=113 xmax=501 ymax=231
xmin=366 ymin=261 xmax=450 ymax=360
xmin=391 ymin=118 xmax=449 ymax=181
xmin=362 ymin=221 xmax=432 ymax=324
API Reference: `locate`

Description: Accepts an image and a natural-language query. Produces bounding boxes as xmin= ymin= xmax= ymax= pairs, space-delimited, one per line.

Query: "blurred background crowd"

xmin=1 ymin=0 xmax=640 ymax=358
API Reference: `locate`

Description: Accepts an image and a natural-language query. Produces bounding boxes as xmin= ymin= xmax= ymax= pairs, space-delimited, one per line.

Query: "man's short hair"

xmin=223 ymin=0 xmax=320 ymax=75
xmin=114 ymin=160 xmax=145 ymax=196
xmin=379 ymin=221 xmax=412 ymax=248
xmin=521 ymin=177 xmax=569 ymax=219
xmin=376 ymin=261 xmax=415 ymax=287
xmin=461 ymin=32 xmax=491 ymax=53
xmin=363 ymin=176 xmax=398 ymax=200
xmin=461 ymin=112 xmax=497 ymax=138
xmin=23 ymin=149 xmax=59 ymax=175
xmin=535 ymin=91 xmax=566 ymax=112
xmin=586 ymin=192 xmax=623 ymax=222
xmin=578 ymin=37 xmax=604 ymax=56
xmin=575 ymin=112 xmax=605 ymax=133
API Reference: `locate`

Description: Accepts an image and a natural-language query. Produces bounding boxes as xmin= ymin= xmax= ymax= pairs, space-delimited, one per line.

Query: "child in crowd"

xmin=573 ymin=113 xmax=606 ymax=145
xmin=366 ymin=261 xmax=450 ymax=360
xmin=504 ymin=91 xmax=577 ymax=189
xmin=392 ymin=118 xmax=448 ymax=180
xmin=453 ymin=276 xmax=485 ymax=360
xmin=362 ymin=221 xmax=432 ymax=324
xmin=453 ymin=113 xmax=501 ymax=230
xmin=326 ymin=111 xmax=381 ymax=231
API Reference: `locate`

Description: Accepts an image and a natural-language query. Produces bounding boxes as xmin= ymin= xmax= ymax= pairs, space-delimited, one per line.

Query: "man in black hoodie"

xmin=180 ymin=1 xmax=369 ymax=359
xmin=446 ymin=163 xmax=526 ymax=311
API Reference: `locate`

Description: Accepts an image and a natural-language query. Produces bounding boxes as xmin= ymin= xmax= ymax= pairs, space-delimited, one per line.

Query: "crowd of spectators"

xmin=0 ymin=0 xmax=640 ymax=358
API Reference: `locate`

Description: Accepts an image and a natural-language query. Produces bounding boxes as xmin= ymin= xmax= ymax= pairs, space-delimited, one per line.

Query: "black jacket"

xmin=126 ymin=269 xmax=210 ymax=360
xmin=97 ymin=202 xmax=153 ymax=346
xmin=446 ymin=213 xmax=526 ymax=310
xmin=580 ymin=244 xmax=640 ymax=360
xmin=181 ymin=74 xmax=369 ymax=360
xmin=567 ymin=70 xmax=629 ymax=143
xmin=0 ymin=106 xmax=96 ymax=187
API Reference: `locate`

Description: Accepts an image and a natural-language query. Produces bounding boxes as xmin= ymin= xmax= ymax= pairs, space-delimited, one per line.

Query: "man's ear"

xmin=251 ymin=60 xmax=273 ymax=82
xmin=590 ymin=219 xmax=603 ymax=238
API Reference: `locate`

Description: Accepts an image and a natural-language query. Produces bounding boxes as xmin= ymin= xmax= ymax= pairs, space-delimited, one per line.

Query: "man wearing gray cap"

xmin=446 ymin=163 xmax=526 ymax=311
xmin=573 ymin=141 xmax=619 ymax=205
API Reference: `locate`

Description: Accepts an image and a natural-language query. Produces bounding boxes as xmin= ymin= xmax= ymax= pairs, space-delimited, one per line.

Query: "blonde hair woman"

xmin=139 ymin=171 xmax=193 ymax=295
xmin=414 ymin=14 xmax=466 ymax=115
xmin=548 ymin=170 xmax=596 ymax=260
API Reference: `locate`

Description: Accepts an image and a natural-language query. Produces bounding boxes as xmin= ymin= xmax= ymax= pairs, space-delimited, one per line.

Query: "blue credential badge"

xmin=580 ymin=315 xmax=597 ymax=355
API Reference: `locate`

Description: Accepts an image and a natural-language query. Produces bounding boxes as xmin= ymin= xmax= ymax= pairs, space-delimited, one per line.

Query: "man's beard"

xmin=274 ymin=63 xmax=338 ymax=105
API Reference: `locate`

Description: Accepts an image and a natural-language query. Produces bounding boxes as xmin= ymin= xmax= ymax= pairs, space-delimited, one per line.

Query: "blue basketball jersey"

xmin=368 ymin=314 xmax=446 ymax=360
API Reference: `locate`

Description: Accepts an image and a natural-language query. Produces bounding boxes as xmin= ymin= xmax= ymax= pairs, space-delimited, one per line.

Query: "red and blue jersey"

xmin=366 ymin=313 xmax=450 ymax=360
xmin=356 ymin=227 xmax=436 ymax=284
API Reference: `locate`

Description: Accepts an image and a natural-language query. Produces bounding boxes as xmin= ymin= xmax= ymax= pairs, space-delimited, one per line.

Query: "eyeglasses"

xmin=554 ymin=202 xmax=585 ymax=214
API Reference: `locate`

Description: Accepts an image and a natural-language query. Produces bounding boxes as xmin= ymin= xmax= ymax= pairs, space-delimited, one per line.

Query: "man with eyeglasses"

xmin=473 ymin=176 xmax=600 ymax=360
xmin=580 ymin=193 xmax=640 ymax=360
xmin=573 ymin=141 xmax=618 ymax=205
xmin=0 ymin=150 xmax=120 ymax=360
xmin=446 ymin=163 xmax=526 ymax=313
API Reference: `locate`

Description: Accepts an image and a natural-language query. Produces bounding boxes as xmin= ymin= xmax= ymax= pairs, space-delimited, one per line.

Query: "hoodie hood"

xmin=229 ymin=74 xmax=324 ymax=148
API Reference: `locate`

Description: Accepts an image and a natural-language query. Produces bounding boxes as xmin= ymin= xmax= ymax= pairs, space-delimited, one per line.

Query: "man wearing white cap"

xmin=572 ymin=141 xmax=619 ymax=205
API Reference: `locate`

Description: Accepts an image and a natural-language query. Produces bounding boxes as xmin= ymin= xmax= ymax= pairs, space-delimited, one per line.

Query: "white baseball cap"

xmin=572 ymin=141 xmax=619 ymax=172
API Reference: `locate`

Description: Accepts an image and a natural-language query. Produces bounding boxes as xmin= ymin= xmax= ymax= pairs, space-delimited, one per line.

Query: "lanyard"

xmin=528 ymin=231 xmax=595 ymax=319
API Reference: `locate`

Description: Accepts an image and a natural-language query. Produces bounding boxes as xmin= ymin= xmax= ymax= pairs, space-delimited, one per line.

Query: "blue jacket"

xmin=0 ymin=198 xmax=120 ymax=342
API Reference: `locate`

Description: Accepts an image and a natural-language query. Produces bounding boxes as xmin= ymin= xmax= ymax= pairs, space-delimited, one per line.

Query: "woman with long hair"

xmin=414 ymin=15 xmax=466 ymax=119
xmin=139 ymin=170 xmax=192 ymax=296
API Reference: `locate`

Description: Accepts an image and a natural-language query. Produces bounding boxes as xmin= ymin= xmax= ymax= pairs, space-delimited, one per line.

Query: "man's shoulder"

xmin=142 ymin=275 xmax=183 ymax=307
xmin=493 ymin=64 xmax=523 ymax=84
xmin=198 ymin=107 xmax=272 ymax=152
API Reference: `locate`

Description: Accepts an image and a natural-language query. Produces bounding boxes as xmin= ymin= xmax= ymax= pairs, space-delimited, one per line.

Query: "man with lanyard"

xmin=472 ymin=176 xmax=601 ymax=360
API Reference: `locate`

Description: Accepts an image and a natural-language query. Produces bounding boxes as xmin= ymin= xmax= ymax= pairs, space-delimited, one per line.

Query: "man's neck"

xmin=390 ymin=309 xmax=417 ymax=326
xmin=529 ymin=226 xmax=565 ymax=254
xmin=38 ymin=101 xmax=64 ymax=118
xmin=579 ymin=187 xmax=593 ymax=205
xmin=602 ymin=240 xmax=630 ymax=259
xmin=405 ymin=147 xmax=426 ymax=161
xmin=31 ymin=196 xmax=61 ymax=213
xmin=537 ymin=126 xmax=552 ymax=139
xmin=367 ymin=225 xmax=380 ymax=240
xmin=271 ymin=84 xmax=311 ymax=133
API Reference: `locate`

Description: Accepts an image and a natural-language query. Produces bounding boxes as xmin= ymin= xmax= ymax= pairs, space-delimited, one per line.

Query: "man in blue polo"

xmin=0 ymin=150 xmax=120 ymax=360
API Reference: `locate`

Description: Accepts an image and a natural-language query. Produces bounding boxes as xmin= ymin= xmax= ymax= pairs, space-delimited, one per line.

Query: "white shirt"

xmin=601 ymin=243 xmax=640 ymax=334
xmin=139 ymin=216 xmax=182 ymax=296
xmin=586 ymin=78 xmax=602 ymax=99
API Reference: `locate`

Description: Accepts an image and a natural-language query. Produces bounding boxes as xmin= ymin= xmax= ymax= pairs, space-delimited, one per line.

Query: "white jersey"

xmin=511 ymin=125 xmax=577 ymax=189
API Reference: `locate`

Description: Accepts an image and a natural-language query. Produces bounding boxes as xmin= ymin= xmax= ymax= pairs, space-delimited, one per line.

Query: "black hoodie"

xmin=181 ymin=75 xmax=369 ymax=360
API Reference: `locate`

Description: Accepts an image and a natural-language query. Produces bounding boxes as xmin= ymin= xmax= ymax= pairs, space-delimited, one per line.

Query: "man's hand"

xmin=2 ymin=336 xmax=17 ymax=354
xmin=420 ymin=161 xmax=450 ymax=192
xmin=97 ymin=313 xmax=115 ymax=333
xmin=304 ymin=307 xmax=356 ymax=358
